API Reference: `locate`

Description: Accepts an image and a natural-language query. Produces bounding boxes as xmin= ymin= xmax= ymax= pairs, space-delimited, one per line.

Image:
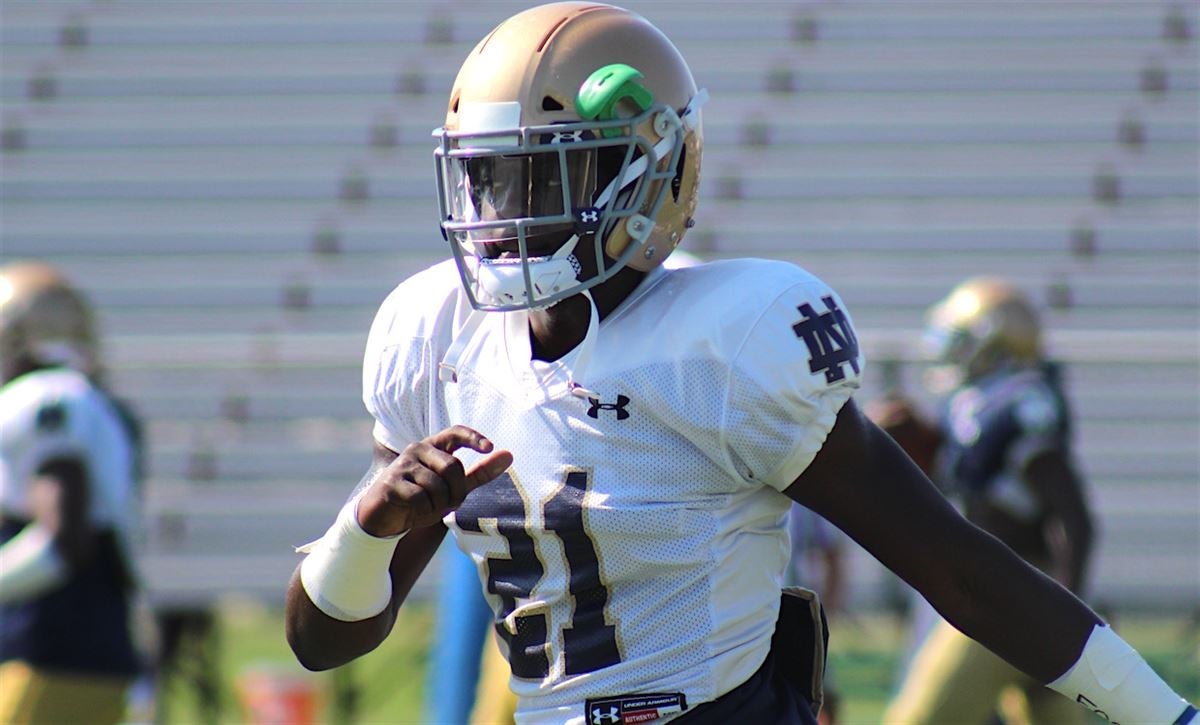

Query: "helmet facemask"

xmin=435 ymin=66 xmax=699 ymax=312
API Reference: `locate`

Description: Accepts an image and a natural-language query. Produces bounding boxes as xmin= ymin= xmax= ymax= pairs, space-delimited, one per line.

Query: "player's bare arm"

xmin=1023 ymin=449 xmax=1094 ymax=593
xmin=786 ymin=398 xmax=1100 ymax=684
xmin=29 ymin=457 xmax=95 ymax=570
xmin=285 ymin=428 xmax=511 ymax=671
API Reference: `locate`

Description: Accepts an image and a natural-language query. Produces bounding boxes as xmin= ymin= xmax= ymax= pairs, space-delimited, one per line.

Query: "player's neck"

xmin=528 ymin=266 xmax=644 ymax=362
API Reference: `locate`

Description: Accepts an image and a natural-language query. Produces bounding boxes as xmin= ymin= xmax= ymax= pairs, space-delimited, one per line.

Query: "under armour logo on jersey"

xmin=792 ymin=295 xmax=861 ymax=383
xmin=591 ymin=707 xmax=621 ymax=725
xmin=587 ymin=394 xmax=630 ymax=420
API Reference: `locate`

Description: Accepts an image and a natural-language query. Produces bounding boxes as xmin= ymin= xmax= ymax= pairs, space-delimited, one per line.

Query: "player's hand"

xmin=356 ymin=425 xmax=513 ymax=537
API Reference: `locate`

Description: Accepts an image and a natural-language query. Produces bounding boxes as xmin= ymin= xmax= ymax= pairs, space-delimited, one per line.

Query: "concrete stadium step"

xmin=6 ymin=168 xmax=1194 ymax=203
xmin=7 ymin=143 xmax=1194 ymax=185
xmin=5 ymin=197 xmax=1196 ymax=245
xmin=1 ymin=0 xmax=1181 ymax=48
xmin=6 ymin=65 xmax=1193 ymax=102
xmin=7 ymin=90 xmax=1194 ymax=142
xmin=26 ymin=248 xmax=1196 ymax=288
xmin=7 ymin=105 xmax=1193 ymax=151
xmin=4 ymin=38 xmax=1192 ymax=83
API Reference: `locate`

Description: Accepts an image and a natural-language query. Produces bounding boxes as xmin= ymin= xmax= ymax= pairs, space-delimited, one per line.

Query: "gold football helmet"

xmin=924 ymin=277 xmax=1042 ymax=385
xmin=434 ymin=1 xmax=705 ymax=310
xmin=0 ymin=261 xmax=98 ymax=381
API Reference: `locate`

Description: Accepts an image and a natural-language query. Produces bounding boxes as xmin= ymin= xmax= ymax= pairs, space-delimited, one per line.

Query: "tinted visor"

xmin=446 ymin=144 xmax=597 ymax=256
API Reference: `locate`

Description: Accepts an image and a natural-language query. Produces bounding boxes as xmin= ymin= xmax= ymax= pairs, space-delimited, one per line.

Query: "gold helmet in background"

xmin=434 ymin=1 xmax=705 ymax=310
xmin=0 ymin=261 xmax=98 ymax=381
xmin=924 ymin=276 xmax=1042 ymax=386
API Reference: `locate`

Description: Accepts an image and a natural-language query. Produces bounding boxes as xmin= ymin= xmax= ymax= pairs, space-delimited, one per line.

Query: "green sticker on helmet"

xmin=576 ymin=64 xmax=654 ymax=138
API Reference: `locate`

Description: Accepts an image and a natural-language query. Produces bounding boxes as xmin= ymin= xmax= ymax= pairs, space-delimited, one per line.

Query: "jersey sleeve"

xmin=0 ymin=375 xmax=92 ymax=514
xmin=722 ymin=280 xmax=865 ymax=491
xmin=361 ymin=288 xmax=435 ymax=454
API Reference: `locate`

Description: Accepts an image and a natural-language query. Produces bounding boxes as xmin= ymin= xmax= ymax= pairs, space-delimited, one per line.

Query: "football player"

xmin=0 ymin=261 xmax=143 ymax=724
xmin=885 ymin=278 xmax=1099 ymax=725
xmin=285 ymin=3 xmax=1197 ymax=723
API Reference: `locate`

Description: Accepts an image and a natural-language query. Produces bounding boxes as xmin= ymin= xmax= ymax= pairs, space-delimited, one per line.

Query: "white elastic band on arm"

xmin=296 ymin=496 xmax=406 ymax=622
xmin=1048 ymin=624 xmax=1195 ymax=725
xmin=0 ymin=523 xmax=68 ymax=604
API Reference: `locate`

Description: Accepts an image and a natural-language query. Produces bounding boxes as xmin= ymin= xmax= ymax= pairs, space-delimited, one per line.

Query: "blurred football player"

xmin=885 ymin=278 xmax=1098 ymax=725
xmin=285 ymin=4 xmax=1197 ymax=723
xmin=0 ymin=262 xmax=143 ymax=724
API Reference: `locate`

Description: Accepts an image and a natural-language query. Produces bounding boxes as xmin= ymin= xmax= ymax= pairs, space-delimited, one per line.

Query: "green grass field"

xmin=157 ymin=600 xmax=1199 ymax=724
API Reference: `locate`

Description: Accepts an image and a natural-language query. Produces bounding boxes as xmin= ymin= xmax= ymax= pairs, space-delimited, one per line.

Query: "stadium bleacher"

xmin=1 ymin=0 xmax=1196 ymax=611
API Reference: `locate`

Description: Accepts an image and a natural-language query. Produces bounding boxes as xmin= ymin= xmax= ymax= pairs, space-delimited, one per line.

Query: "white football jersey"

xmin=363 ymin=258 xmax=864 ymax=724
xmin=0 ymin=368 xmax=139 ymax=543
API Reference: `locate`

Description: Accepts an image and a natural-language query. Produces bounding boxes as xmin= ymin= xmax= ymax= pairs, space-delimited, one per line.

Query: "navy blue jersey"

xmin=939 ymin=364 xmax=1073 ymax=523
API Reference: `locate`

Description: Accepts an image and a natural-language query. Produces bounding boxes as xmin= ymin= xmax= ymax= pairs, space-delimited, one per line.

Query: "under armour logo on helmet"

xmin=591 ymin=706 xmax=621 ymax=725
xmin=587 ymin=394 xmax=630 ymax=420
xmin=574 ymin=207 xmax=603 ymax=234
xmin=553 ymin=130 xmax=585 ymax=144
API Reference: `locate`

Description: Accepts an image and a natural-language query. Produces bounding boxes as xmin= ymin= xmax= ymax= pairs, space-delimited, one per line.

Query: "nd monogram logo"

xmin=792 ymin=295 xmax=861 ymax=383
xmin=587 ymin=395 xmax=630 ymax=420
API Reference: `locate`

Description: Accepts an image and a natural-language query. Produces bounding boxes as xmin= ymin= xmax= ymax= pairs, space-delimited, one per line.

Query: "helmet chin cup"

xmin=474 ymin=254 xmax=579 ymax=309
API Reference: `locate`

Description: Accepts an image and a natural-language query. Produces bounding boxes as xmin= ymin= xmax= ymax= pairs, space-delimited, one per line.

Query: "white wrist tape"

xmin=0 ymin=523 xmax=68 ymax=604
xmin=1048 ymin=624 xmax=1194 ymax=725
xmin=296 ymin=496 xmax=405 ymax=622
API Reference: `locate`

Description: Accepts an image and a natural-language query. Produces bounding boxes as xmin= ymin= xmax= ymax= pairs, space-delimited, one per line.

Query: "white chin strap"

xmin=473 ymin=235 xmax=581 ymax=309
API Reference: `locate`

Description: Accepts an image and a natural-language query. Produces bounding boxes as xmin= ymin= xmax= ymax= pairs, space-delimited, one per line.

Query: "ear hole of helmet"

xmin=542 ymin=96 xmax=565 ymax=111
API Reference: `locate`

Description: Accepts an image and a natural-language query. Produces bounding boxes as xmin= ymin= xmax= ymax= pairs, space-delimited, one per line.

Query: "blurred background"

xmin=2 ymin=1 xmax=1197 ymax=722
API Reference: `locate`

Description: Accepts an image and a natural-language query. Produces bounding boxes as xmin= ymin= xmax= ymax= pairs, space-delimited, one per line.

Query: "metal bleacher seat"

xmin=1 ymin=0 xmax=1196 ymax=610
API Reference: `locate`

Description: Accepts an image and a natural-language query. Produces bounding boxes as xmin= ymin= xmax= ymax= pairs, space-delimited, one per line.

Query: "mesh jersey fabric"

xmin=362 ymin=258 xmax=863 ymax=724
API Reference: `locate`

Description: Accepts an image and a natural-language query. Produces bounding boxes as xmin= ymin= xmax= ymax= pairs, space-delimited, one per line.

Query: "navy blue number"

xmin=544 ymin=470 xmax=620 ymax=675
xmin=455 ymin=469 xmax=620 ymax=678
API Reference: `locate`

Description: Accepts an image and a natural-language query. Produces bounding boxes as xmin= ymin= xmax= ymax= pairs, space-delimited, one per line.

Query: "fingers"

xmin=464 ymin=449 xmax=515 ymax=493
xmin=380 ymin=427 xmax=512 ymax=528
xmin=425 ymin=424 xmax=496 ymax=456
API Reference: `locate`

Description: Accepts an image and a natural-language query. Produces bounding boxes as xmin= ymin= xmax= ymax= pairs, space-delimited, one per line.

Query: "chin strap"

xmin=567 ymin=291 xmax=601 ymax=399
xmin=438 ymin=307 xmax=490 ymax=385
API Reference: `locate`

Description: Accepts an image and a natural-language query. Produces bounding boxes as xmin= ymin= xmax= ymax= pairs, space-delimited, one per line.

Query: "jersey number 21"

xmin=455 ymin=469 xmax=622 ymax=678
